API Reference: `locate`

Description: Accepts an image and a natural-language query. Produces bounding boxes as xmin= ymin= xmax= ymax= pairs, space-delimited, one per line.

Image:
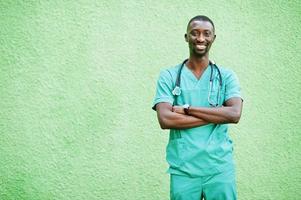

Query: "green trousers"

xmin=170 ymin=169 xmax=237 ymax=200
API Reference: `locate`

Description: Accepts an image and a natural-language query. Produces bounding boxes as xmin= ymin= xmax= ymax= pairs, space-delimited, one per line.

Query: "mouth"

xmin=195 ymin=44 xmax=207 ymax=50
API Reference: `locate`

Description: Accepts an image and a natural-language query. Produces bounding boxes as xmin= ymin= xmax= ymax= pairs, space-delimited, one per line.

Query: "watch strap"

xmin=184 ymin=106 xmax=190 ymax=115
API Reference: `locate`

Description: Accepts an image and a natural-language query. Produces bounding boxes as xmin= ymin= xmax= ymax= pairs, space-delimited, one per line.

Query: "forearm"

xmin=188 ymin=106 xmax=241 ymax=124
xmin=158 ymin=111 xmax=208 ymax=129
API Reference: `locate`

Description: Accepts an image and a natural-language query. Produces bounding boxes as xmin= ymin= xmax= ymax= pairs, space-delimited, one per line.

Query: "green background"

xmin=1 ymin=0 xmax=300 ymax=199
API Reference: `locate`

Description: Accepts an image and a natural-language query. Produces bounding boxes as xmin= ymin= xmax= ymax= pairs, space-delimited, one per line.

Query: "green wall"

xmin=1 ymin=0 xmax=300 ymax=199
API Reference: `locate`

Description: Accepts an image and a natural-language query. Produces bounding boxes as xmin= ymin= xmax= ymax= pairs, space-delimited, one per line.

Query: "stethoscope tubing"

xmin=173 ymin=59 xmax=223 ymax=107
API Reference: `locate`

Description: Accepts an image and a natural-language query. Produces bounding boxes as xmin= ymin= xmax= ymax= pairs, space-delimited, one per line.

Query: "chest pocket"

xmin=208 ymin=88 xmax=225 ymax=106
xmin=208 ymin=76 xmax=226 ymax=106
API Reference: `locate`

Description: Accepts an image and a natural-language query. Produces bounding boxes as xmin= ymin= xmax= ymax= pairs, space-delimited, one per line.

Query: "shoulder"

xmin=216 ymin=64 xmax=238 ymax=79
xmin=158 ymin=63 xmax=181 ymax=80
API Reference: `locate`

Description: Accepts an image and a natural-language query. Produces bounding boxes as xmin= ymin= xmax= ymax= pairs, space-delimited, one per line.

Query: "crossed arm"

xmin=155 ymin=97 xmax=243 ymax=129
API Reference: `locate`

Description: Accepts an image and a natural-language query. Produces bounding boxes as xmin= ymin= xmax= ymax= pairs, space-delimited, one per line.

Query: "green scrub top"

xmin=152 ymin=62 xmax=242 ymax=177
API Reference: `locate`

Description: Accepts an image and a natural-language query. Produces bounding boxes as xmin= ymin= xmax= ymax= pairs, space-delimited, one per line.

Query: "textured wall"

xmin=1 ymin=0 xmax=300 ymax=199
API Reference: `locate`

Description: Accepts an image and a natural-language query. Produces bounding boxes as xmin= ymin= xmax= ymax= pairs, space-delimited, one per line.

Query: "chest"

xmin=175 ymin=72 xmax=226 ymax=107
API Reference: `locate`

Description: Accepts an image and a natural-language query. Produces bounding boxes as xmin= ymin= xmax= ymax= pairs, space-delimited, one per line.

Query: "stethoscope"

xmin=172 ymin=59 xmax=223 ymax=107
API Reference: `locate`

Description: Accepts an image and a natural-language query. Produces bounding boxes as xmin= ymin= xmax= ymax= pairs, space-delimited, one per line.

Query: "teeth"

xmin=196 ymin=45 xmax=206 ymax=49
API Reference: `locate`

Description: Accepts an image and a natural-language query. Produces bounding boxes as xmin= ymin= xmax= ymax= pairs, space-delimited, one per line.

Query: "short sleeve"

xmin=224 ymin=70 xmax=243 ymax=102
xmin=152 ymin=70 xmax=175 ymax=110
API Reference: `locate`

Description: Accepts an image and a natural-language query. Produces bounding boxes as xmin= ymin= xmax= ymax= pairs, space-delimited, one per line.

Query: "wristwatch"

xmin=182 ymin=104 xmax=190 ymax=115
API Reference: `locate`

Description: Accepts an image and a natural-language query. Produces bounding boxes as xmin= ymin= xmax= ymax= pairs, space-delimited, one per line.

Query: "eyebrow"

xmin=190 ymin=28 xmax=212 ymax=32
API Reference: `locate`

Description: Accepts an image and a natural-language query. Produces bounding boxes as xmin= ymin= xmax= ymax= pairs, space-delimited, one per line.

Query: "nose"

xmin=196 ymin=33 xmax=205 ymax=42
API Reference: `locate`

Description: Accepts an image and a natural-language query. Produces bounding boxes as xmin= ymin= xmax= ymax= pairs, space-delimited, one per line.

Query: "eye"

xmin=190 ymin=30 xmax=199 ymax=36
xmin=204 ymin=31 xmax=211 ymax=37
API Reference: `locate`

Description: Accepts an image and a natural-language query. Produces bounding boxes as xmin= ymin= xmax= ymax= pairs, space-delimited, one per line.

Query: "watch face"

xmin=183 ymin=104 xmax=189 ymax=109
xmin=183 ymin=104 xmax=190 ymax=115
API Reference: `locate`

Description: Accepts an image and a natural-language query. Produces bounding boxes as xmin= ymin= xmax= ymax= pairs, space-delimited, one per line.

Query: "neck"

xmin=186 ymin=55 xmax=209 ymax=72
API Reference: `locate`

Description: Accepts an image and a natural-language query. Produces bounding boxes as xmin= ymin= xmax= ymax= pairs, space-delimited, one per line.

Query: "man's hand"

xmin=187 ymin=97 xmax=243 ymax=124
xmin=172 ymin=106 xmax=185 ymax=114
xmin=155 ymin=103 xmax=208 ymax=129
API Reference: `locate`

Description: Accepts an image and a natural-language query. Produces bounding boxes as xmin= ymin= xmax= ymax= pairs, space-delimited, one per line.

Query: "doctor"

xmin=152 ymin=15 xmax=243 ymax=200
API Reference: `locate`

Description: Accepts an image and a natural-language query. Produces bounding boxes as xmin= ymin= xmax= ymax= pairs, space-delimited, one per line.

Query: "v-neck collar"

xmin=183 ymin=63 xmax=210 ymax=82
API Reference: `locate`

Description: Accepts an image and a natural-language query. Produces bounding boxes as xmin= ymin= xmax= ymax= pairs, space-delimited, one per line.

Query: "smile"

xmin=195 ymin=44 xmax=206 ymax=50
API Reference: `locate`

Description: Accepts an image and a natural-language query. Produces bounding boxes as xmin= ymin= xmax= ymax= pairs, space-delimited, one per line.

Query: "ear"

xmin=184 ymin=34 xmax=188 ymax=42
xmin=213 ymin=34 xmax=216 ymax=42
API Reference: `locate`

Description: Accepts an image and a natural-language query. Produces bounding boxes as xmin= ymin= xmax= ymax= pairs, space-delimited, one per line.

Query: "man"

xmin=152 ymin=15 xmax=243 ymax=200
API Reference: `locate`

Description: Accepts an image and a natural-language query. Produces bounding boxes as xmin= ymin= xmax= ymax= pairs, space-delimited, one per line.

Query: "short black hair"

xmin=187 ymin=15 xmax=215 ymax=32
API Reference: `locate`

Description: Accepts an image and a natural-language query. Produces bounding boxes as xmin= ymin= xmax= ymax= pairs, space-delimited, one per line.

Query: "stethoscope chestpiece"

xmin=172 ymin=86 xmax=181 ymax=96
